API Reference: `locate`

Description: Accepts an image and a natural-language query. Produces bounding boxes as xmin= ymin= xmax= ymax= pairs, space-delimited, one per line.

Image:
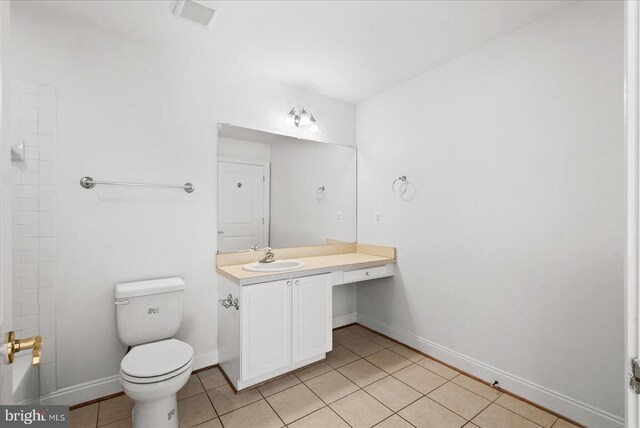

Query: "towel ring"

xmin=392 ymin=176 xmax=408 ymax=195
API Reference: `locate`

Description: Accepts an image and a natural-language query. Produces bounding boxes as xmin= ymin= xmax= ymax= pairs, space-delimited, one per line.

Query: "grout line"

xmin=69 ymin=391 xmax=125 ymax=411
xmin=349 ymin=324 xmax=583 ymax=427
xmin=196 ymin=374 xmax=221 ymax=421
xmin=258 ymin=378 xmax=303 ymax=399
xmin=81 ymin=325 xmax=578 ymax=428
xmin=425 ymin=379 xmax=491 ymax=422
xmin=287 ymin=382 xmax=354 ymax=428
xmin=256 ymin=380 xmax=287 ymax=428
xmin=489 ymin=401 xmax=550 ymax=428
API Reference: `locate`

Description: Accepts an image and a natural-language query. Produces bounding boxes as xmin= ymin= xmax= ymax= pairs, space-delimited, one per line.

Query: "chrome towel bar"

xmin=80 ymin=176 xmax=195 ymax=193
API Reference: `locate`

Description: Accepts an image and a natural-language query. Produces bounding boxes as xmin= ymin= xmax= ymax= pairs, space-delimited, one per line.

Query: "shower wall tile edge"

xmin=10 ymin=78 xmax=57 ymax=397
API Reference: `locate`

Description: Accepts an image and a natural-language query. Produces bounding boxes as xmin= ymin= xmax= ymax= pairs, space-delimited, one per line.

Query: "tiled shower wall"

xmin=10 ymin=79 xmax=57 ymax=396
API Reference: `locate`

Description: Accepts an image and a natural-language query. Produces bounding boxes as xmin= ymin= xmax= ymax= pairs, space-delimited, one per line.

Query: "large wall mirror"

xmin=217 ymin=125 xmax=357 ymax=253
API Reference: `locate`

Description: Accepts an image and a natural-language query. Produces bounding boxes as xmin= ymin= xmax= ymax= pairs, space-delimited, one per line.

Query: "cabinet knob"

xmin=286 ymin=281 xmax=291 ymax=286
xmin=365 ymin=271 xmax=370 ymax=276
xmin=295 ymin=280 xmax=300 ymax=285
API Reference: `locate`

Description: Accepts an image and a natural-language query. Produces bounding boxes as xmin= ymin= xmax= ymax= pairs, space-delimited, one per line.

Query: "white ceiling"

xmin=15 ymin=0 xmax=577 ymax=104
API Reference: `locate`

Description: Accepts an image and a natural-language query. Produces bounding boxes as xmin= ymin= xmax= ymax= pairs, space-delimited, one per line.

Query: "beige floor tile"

xmin=333 ymin=328 xmax=361 ymax=344
xmin=330 ymin=390 xmax=393 ymax=428
xmin=472 ymin=403 xmax=539 ymax=428
xmin=295 ymin=362 xmax=334 ymax=382
xmin=466 ymin=424 xmax=480 ymax=428
xmin=451 ymin=375 xmax=501 ymax=401
xmin=364 ymin=376 xmax=422 ymax=412
xmin=393 ymin=364 xmax=447 ymax=394
xmin=70 ymin=403 xmax=98 ymax=428
xmin=197 ymin=367 xmax=228 ymax=390
xmin=207 ymin=384 xmax=262 ymax=415
xmin=362 ymin=332 xmax=396 ymax=348
xmin=266 ymin=383 xmax=324 ymax=424
xmin=326 ymin=345 xmax=360 ymax=369
xmin=345 ymin=325 xmax=371 ymax=337
xmin=178 ymin=374 xmax=206 ymax=400
xmin=178 ymin=392 xmax=217 ymax=428
xmin=374 ymin=414 xmax=414 ymax=428
xmin=366 ymin=349 xmax=412 ymax=373
xmin=389 ymin=344 xmax=425 ymax=362
xmin=416 ymin=358 xmax=459 ymax=380
xmin=342 ymin=336 xmax=384 ymax=357
xmin=399 ymin=396 xmax=466 ymax=428
xmin=194 ymin=419 xmax=223 ymax=428
xmin=337 ymin=359 xmax=387 ymax=387
xmin=305 ymin=370 xmax=359 ymax=404
xmin=100 ymin=417 xmax=131 ymax=428
xmin=495 ymin=394 xmax=557 ymax=427
xmin=552 ymin=419 xmax=581 ymax=428
xmin=220 ymin=399 xmax=284 ymax=428
xmin=258 ymin=373 xmax=301 ymax=397
xmin=427 ymin=382 xmax=490 ymax=420
xmin=97 ymin=395 xmax=134 ymax=426
xmin=288 ymin=406 xmax=349 ymax=428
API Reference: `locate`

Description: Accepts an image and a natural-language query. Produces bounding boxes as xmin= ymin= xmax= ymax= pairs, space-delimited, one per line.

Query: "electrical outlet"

xmin=337 ymin=211 xmax=342 ymax=223
xmin=374 ymin=211 xmax=382 ymax=224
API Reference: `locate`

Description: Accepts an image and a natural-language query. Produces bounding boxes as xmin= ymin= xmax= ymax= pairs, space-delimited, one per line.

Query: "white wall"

xmin=217 ymin=137 xmax=271 ymax=162
xmin=9 ymin=4 xmax=355 ymax=398
xmin=356 ymin=1 xmax=624 ymax=426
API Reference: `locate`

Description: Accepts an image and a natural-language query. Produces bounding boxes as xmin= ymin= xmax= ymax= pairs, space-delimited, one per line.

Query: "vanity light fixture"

xmin=284 ymin=107 xmax=320 ymax=134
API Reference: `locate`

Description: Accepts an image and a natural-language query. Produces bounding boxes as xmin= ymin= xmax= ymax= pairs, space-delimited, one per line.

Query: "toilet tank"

xmin=115 ymin=277 xmax=185 ymax=346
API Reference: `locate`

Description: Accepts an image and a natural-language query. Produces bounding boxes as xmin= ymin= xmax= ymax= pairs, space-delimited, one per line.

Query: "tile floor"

xmin=70 ymin=325 xmax=581 ymax=428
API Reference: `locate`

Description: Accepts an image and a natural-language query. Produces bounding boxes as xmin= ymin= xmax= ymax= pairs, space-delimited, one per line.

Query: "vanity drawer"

xmin=343 ymin=265 xmax=392 ymax=284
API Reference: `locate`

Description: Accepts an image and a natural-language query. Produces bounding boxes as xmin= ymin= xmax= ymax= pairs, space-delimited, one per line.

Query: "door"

xmin=0 ymin=0 xmax=13 ymax=404
xmin=241 ymin=279 xmax=291 ymax=381
xmin=292 ymin=274 xmax=332 ymax=363
xmin=217 ymin=158 xmax=269 ymax=253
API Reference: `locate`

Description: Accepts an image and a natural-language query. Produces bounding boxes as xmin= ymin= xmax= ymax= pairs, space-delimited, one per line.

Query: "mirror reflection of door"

xmin=217 ymin=157 xmax=270 ymax=253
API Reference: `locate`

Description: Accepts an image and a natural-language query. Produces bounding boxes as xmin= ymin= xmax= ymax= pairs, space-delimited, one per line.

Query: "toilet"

xmin=115 ymin=277 xmax=193 ymax=428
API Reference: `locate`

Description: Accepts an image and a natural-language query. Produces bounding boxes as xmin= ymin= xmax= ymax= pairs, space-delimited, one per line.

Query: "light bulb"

xmin=284 ymin=108 xmax=296 ymax=127
xmin=298 ymin=108 xmax=311 ymax=127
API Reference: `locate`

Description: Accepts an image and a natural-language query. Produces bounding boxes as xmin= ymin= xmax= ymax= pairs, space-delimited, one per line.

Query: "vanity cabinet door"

xmin=292 ymin=273 xmax=332 ymax=363
xmin=241 ymin=279 xmax=292 ymax=381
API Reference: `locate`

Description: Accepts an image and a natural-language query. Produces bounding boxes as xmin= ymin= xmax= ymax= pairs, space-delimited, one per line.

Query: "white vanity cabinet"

xmin=218 ymin=272 xmax=332 ymax=390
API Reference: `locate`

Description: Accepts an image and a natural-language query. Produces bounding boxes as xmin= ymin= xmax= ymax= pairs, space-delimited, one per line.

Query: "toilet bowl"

xmin=114 ymin=277 xmax=192 ymax=428
xmin=119 ymin=339 xmax=193 ymax=428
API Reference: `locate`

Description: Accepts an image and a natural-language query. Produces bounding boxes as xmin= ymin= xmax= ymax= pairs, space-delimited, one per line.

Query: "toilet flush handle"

xmin=114 ymin=299 xmax=129 ymax=305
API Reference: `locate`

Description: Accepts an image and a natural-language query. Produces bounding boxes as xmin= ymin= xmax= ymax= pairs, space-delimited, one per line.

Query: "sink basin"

xmin=243 ymin=260 xmax=305 ymax=272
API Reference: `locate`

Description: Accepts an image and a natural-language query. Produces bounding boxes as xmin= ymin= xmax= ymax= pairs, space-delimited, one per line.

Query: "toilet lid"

xmin=121 ymin=339 xmax=193 ymax=378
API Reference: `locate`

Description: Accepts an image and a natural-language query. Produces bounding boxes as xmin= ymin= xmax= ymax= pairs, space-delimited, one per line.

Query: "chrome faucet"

xmin=250 ymin=246 xmax=276 ymax=263
xmin=259 ymin=247 xmax=275 ymax=264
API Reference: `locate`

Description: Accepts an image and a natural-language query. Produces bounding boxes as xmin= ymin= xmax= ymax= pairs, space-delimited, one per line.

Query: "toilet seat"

xmin=120 ymin=339 xmax=193 ymax=384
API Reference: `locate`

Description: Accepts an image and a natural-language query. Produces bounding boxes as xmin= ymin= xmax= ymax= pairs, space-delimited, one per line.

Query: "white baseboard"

xmin=40 ymin=351 xmax=220 ymax=407
xmin=357 ymin=314 xmax=624 ymax=428
xmin=333 ymin=312 xmax=357 ymax=329
xmin=193 ymin=350 xmax=218 ymax=371
xmin=39 ymin=375 xmax=122 ymax=407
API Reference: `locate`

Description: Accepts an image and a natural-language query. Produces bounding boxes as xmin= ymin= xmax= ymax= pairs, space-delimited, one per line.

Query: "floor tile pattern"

xmin=70 ymin=325 xmax=581 ymax=428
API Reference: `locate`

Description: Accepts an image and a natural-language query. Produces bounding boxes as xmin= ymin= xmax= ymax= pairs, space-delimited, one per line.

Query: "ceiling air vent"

xmin=173 ymin=0 xmax=220 ymax=28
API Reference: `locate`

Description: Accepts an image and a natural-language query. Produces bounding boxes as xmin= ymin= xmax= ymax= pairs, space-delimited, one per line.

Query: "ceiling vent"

xmin=173 ymin=0 xmax=220 ymax=28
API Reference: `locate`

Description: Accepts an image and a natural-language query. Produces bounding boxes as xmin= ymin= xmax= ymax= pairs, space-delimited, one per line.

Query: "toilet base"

xmin=132 ymin=394 xmax=179 ymax=428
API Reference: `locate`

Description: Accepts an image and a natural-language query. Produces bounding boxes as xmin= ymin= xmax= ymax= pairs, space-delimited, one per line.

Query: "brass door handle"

xmin=7 ymin=331 xmax=43 ymax=366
